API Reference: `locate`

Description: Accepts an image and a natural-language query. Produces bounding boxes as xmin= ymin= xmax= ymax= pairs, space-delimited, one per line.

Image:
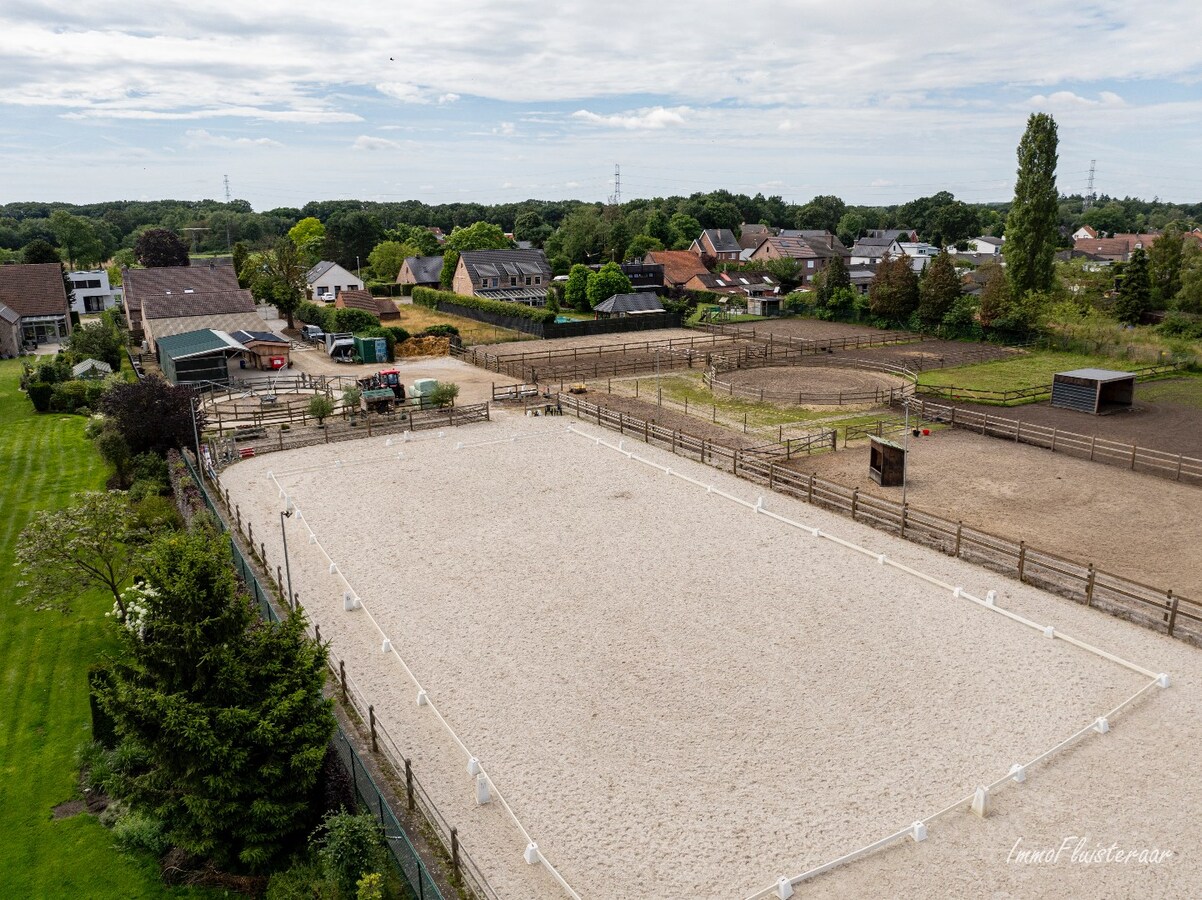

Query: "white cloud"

xmin=1026 ymin=90 xmax=1127 ymax=110
xmin=184 ymin=128 xmax=281 ymax=148
xmin=353 ymin=135 xmax=402 ymax=151
xmin=376 ymin=82 xmax=430 ymax=104
xmin=437 ymin=93 xmax=460 ymax=105
xmin=494 ymin=122 xmax=516 ymax=136
xmin=571 ymin=106 xmax=689 ymax=130
xmin=870 ymin=178 xmax=895 ymax=188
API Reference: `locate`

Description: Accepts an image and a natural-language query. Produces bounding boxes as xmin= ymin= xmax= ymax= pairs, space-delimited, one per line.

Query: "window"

xmin=807 ymin=261 xmax=815 ymax=268
xmin=334 ymin=285 xmax=341 ymax=294
xmin=510 ymin=276 xmax=517 ymax=286
xmin=525 ymin=276 xmax=532 ymax=285
xmin=87 ymin=279 xmax=101 ymax=289
xmin=534 ymin=276 xmax=541 ymax=285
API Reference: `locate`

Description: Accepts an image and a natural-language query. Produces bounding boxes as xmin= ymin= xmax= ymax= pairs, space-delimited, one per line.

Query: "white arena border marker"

xmin=262 ymin=469 xmax=585 ymax=900
xmin=556 ymin=423 xmax=1170 ymax=900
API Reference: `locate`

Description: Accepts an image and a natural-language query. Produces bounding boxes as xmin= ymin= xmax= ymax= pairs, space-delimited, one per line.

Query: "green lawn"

xmin=917 ymin=350 xmax=1148 ymax=393
xmin=0 ymin=360 xmax=214 ymax=898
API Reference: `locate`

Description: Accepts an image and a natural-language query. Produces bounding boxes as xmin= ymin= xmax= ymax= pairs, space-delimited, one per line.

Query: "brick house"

xmin=452 ymin=249 xmax=551 ymax=305
xmin=749 ymin=233 xmax=850 ymax=286
xmin=690 ymin=229 xmax=742 ymax=262
xmin=0 ymin=263 xmax=73 ymax=349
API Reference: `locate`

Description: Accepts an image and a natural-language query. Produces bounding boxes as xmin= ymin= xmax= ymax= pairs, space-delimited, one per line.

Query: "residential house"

xmin=848 ymin=265 xmax=876 ymax=296
xmin=593 ymin=293 xmax=665 ymax=318
xmin=960 ymin=236 xmax=1003 ymax=256
xmin=683 ymin=271 xmax=778 ymax=298
xmin=737 ymin=223 xmax=773 ymax=253
xmin=850 ymin=236 xmax=902 ymax=266
xmin=0 ymin=304 xmax=20 ymax=357
xmin=122 ymin=264 xmax=242 ymax=343
xmin=641 ymin=251 xmax=710 ymax=293
xmin=306 ymin=261 xmax=363 ymax=300
xmin=397 ymin=256 xmax=444 ymax=290
xmin=749 ymin=233 xmax=850 ymax=286
xmin=690 ymin=229 xmax=742 ymax=262
xmin=452 ymin=249 xmax=551 ymax=305
xmin=897 ymin=242 xmax=941 ymax=272
xmin=1071 ymin=237 xmax=1135 ymax=263
xmin=335 ymin=288 xmax=400 ymax=322
xmin=0 ymin=263 xmax=73 ymax=348
xmin=618 ymin=261 xmax=665 ymax=294
xmin=866 ymin=228 xmax=919 ymax=243
xmin=68 ymin=269 xmax=122 ymax=315
xmin=1072 ymin=225 xmax=1098 ymax=241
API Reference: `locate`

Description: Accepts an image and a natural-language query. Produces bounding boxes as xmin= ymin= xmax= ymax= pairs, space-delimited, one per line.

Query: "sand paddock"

xmin=220 ymin=414 xmax=1197 ymax=899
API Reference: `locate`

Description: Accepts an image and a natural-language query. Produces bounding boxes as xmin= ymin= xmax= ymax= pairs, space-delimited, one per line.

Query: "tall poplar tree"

xmin=1003 ymin=113 xmax=1059 ymax=297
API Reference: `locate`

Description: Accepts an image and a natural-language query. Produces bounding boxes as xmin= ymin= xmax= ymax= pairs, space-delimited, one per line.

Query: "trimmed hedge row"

xmin=412 ymin=287 xmax=555 ymax=324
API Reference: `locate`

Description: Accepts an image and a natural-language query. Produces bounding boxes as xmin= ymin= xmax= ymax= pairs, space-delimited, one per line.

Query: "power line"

xmin=1083 ymin=160 xmax=1096 ymax=212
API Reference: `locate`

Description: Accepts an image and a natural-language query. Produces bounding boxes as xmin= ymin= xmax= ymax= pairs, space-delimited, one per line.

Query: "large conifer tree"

xmin=1003 ymin=113 xmax=1059 ymax=297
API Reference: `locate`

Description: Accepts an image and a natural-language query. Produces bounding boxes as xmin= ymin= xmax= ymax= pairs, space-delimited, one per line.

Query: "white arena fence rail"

xmin=260 ymin=452 xmax=584 ymax=900
xmin=179 ymin=451 xmax=496 ymax=900
xmin=909 ymin=397 xmax=1202 ymax=485
xmin=562 ymin=427 xmax=1170 ymax=899
xmin=557 ymin=393 xmax=1202 ymax=646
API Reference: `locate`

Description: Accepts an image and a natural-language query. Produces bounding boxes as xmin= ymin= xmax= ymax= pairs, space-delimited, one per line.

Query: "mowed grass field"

xmin=0 ymin=360 xmax=213 ymax=898
xmin=916 ymin=349 xmax=1148 ymax=393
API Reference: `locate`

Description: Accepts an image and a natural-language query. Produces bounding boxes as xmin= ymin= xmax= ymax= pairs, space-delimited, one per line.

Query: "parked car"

xmin=301 ymin=324 xmax=324 ymax=343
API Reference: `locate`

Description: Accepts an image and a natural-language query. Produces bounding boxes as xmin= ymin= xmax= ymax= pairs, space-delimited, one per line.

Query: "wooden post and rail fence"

xmin=556 ymin=392 xmax=1202 ymax=646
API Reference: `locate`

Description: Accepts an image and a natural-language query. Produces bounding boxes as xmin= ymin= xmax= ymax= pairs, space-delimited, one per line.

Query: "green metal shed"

xmin=156 ymin=329 xmax=246 ymax=386
xmin=354 ymin=335 xmax=388 ymax=365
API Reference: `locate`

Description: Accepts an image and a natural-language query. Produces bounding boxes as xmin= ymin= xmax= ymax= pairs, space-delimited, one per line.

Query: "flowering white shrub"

xmin=108 ymin=583 xmax=159 ymax=640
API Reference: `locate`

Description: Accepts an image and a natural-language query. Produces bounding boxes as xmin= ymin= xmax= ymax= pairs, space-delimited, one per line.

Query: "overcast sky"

xmin=2 ymin=1 xmax=1200 ymax=211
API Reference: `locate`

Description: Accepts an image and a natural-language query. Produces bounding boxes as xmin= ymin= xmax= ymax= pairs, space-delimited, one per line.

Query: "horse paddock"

xmin=219 ymin=414 xmax=1198 ymax=899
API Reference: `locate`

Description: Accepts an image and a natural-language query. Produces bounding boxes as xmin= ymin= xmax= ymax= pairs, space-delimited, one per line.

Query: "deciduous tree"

xmin=1003 ymin=113 xmax=1059 ymax=297
xmin=51 ymin=210 xmax=105 ymax=268
xmin=1148 ymin=227 xmax=1185 ymax=304
xmin=134 ymin=228 xmax=190 ymax=267
xmin=101 ymin=376 xmax=202 ymax=455
xmin=443 ymin=221 xmax=510 ymax=252
xmin=242 ymin=241 xmax=306 ymax=328
xmin=16 ymin=491 xmax=139 ymax=616
xmin=565 ymin=264 xmax=591 ymax=312
xmin=586 ymin=262 xmax=632 ymax=308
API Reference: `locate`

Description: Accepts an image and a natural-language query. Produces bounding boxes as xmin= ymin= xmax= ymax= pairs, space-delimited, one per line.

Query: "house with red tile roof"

xmin=642 ymin=251 xmax=710 ymax=292
xmin=0 ymin=263 xmax=72 ymax=350
xmin=335 ymin=288 xmax=400 ymax=321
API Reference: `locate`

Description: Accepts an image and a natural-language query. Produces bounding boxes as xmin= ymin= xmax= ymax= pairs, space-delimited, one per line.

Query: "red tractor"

xmin=357 ymin=369 xmax=406 ymax=401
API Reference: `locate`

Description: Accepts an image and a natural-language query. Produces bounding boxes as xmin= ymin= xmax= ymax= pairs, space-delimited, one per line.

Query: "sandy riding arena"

xmin=221 ymin=415 xmax=1202 ymax=899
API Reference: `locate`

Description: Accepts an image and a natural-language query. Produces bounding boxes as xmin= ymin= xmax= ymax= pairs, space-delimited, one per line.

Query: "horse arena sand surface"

xmin=806 ymin=428 xmax=1202 ymax=600
xmin=219 ymin=413 xmax=1202 ymax=899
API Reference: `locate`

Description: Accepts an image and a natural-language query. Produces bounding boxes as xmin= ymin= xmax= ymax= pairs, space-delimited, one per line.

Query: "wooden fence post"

xmin=954 ymin=521 xmax=963 ymax=557
xmin=247 ymin=521 xmax=254 ymax=547
xmin=260 ymin=541 xmax=266 ymax=563
xmin=451 ymin=827 xmax=461 ymax=880
xmin=405 ymin=758 xmax=414 ymax=811
xmin=851 ymin=488 xmax=859 ymax=520
xmin=315 ymin=623 xmax=321 ymax=644
xmin=769 ymin=464 xmax=776 ymax=491
xmin=1167 ymin=592 xmax=1179 ymax=637
xmin=1017 ymin=541 xmax=1027 ymax=583
xmin=808 ymin=473 xmax=815 ymax=504
xmin=1090 ymin=434 xmax=1096 ymax=460
xmin=368 ymin=705 xmax=378 ymax=753
xmin=339 ymin=659 xmax=348 ymax=701
xmin=236 ymin=505 xmax=242 ymax=534
xmin=277 ymin=565 xmax=283 ymax=596
xmin=900 ymin=503 xmax=907 ymax=538
xmin=1130 ymin=444 xmax=1137 ymax=469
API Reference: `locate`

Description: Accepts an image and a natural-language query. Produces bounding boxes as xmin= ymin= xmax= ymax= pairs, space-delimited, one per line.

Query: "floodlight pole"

xmin=280 ymin=507 xmax=294 ymax=609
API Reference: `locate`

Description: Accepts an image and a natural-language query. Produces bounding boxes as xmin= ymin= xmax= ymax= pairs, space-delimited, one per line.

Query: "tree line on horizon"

xmin=2 ymin=185 xmax=1200 ymax=275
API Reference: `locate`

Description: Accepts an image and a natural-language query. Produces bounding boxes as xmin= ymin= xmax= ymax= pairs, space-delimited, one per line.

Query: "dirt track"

xmin=801 ymin=427 xmax=1202 ymax=598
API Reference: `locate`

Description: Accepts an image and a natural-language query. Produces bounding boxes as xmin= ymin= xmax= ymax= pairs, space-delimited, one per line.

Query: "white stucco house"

xmin=68 ymin=269 xmax=122 ymax=315
xmin=305 ymin=261 xmax=363 ymax=300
